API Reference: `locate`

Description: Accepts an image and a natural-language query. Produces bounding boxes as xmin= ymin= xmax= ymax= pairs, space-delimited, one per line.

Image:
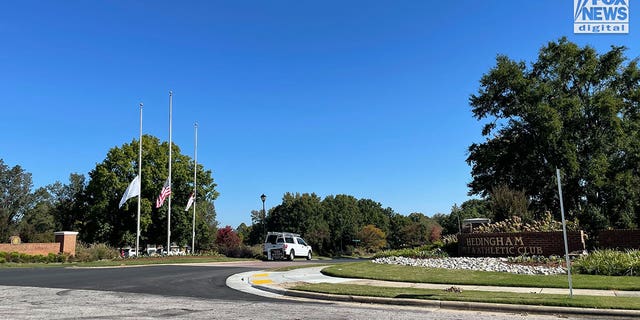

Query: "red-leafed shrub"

xmin=215 ymin=226 xmax=241 ymax=256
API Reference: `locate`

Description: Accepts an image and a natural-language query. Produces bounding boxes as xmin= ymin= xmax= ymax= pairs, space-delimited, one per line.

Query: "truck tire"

xmin=306 ymin=251 xmax=312 ymax=260
xmin=289 ymin=250 xmax=295 ymax=261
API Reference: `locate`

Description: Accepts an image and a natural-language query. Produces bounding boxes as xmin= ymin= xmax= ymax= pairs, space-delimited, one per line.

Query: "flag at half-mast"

xmin=185 ymin=192 xmax=195 ymax=211
xmin=156 ymin=178 xmax=171 ymax=208
xmin=119 ymin=175 xmax=140 ymax=209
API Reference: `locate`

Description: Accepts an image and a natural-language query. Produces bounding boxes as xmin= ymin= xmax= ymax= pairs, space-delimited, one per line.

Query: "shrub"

xmin=475 ymin=212 xmax=580 ymax=233
xmin=9 ymin=252 xmax=21 ymax=263
xmin=0 ymin=257 xmax=5 ymax=263
xmin=573 ymin=250 xmax=640 ymax=276
xmin=440 ymin=234 xmax=459 ymax=256
xmin=47 ymin=253 xmax=57 ymax=263
xmin=223 ymin=245 xmax=259 ymax=258
xmin=32 ymin=254 xmax=47 ymax=263
xmin=73 ymin=243 xmax=118 ymax=262
xmin=373 ymin=245 xmax=448 ymax=259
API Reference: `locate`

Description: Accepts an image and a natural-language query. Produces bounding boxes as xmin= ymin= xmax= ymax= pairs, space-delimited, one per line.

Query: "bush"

xmin=220 ymin=244 xmax=263 ymax=258
xmin=0 ymin=251 xmax=67 ymax=263
xmin=47 ymin=253 xmax=58 ymax=263
xmin=574 ymin=250 xmax=640 ymax=276
xmin=440 ymin=234 xmax=459 ymax=256
xmin=9 ymin=252 xmax=21 ymax=263
xmin=373 ymin=245 xmax=448 ymax=259
xmin=73 ymin=243 xmax=118 ymax=262
xmin=475 ymin=213 xmax=580 ymax=233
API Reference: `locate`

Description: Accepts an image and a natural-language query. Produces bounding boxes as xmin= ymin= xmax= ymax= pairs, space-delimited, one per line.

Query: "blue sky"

xmin=1 ymin=1 xmax=637 ymax=228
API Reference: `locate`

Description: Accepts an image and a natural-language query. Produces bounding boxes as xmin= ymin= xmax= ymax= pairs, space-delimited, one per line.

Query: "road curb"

xmin=253 ymin=284 xmax=640 ymax=318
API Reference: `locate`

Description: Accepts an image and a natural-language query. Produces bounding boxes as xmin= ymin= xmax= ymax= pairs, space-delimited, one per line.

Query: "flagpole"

xmin=136 ymin=103 xmax=143 ymax=256
xmin=192 ymin=122 xmax=198 ymax=254
xmin=167 ymin=91 xmax=173 ymax=254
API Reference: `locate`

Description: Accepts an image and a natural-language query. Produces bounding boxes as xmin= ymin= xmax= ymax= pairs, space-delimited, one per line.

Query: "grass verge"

xmin=322 ymin=262 xmax=640 ymax=291
xmin=291 ymin=283 xmax=640 ymax=310
xmin=0 ymin=256 xmax=252 ymax=268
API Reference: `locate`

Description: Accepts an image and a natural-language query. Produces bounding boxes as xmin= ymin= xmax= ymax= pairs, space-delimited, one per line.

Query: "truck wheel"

xmin=306 ymin=251 xmax=312 ymax=260
xmin=289 ymin=250 xmax=295 ymax=261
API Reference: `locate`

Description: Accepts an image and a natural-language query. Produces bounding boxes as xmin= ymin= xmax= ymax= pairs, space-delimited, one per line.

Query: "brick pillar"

xmin=54 ymin=231 xmax=79 ymax=256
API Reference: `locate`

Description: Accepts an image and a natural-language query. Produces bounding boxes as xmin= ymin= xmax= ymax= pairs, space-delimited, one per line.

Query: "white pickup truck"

xmin=263 ymin=232 xmax=312 ymax=261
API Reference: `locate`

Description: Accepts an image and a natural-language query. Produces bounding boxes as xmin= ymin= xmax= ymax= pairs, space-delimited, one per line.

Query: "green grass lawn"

xmin=292 ymin=283 xmax=640 ymax=310
xmin=321 ymin=261 xmax=640 ymax=291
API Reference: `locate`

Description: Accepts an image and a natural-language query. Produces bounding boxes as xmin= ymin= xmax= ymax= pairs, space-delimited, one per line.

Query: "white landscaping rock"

xmin=372 ymin=256 xmax=567 ymax=275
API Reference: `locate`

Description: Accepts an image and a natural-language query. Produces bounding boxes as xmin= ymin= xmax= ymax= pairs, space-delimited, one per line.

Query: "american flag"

xmin=156 ymin=178 xmax=171 ymax=208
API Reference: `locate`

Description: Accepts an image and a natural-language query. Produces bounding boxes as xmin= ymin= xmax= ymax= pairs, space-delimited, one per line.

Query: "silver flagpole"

xmin=136 ymin=103 xmax=143 ymax=256
xmin=167 ymin=91 xmax=173 ymax=254
xmin=192 ymin=122 xmax=198 ymax=254
xmin=556 ymin=168 xmax=573 ymax=298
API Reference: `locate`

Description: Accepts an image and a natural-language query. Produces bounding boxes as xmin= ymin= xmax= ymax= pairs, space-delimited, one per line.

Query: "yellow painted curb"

xmin=252 ymin=279 xmax=274 ymax=285
xmin=252 ymin=273 xmax=269 ymax=277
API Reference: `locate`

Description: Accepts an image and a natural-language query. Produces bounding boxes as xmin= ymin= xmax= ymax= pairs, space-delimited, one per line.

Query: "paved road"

xmin=0 ymin=264 xmax=263 ymax=301
xmin=0 ymin=261 xmax=602 ymax=320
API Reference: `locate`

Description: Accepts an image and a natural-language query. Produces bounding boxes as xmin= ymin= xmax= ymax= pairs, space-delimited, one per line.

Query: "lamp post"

xmin=260 ymin=194 xmax=266 ymax=240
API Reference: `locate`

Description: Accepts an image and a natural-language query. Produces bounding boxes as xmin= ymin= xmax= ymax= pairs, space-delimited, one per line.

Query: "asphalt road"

xmin=0 ymin=261 xmax=600 ymax=320
xmin=0 ymin=264 xmax=264 ymax=301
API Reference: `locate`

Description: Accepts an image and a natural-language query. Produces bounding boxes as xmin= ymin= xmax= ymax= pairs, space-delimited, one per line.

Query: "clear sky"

xmin=1 ymin=1 xmax=637 ymax=228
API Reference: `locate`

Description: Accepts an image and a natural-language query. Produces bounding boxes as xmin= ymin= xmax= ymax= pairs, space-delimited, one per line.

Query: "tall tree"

xmin=18 ymin=187 xmax=56 ymax=243
xmin=82 ymin=135 xmax=218 ymax=249
xmin=0 ymin=159 xmax=34 ymax=241
xmin=433 ymin=199 xmax=492 ymax=235
xmin=467 ymin=38 xmax=640 ymax=233
xmin=49 ymin=173 xmax=87 ymax=232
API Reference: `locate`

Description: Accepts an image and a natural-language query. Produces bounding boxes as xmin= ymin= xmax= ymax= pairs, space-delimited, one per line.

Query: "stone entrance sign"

xmin=458 ymin=231 xmax=585 ymax=257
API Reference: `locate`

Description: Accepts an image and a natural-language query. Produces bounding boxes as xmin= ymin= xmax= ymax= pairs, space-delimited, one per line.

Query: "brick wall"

xmin=458 ymin=231 xmax=586 ymax=257
xmin=0 ymin=231 xmax=78 ymax=256
xmin=597 ymin=229 xmax=640 ymax=250
xmin=0 ymin=243 xmax=60 ymax=256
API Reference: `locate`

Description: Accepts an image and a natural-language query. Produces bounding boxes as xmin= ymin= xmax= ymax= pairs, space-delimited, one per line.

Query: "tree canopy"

xmin=252 ymin=192 xmax=441 ymax=255
xmin=0 ymin=134 xmax=219 ymax=251
xmin=467 ymin=38 xmax=640 ymax=233
xmin=82 ymin=134 xmax=219 ymax=249
xmin=0 ymin=159 xmax=35 ymax=241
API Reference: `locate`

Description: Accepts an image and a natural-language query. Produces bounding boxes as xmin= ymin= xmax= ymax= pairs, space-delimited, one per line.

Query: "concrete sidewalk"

xmin=227 ymin=266 xmax=640 ymax=318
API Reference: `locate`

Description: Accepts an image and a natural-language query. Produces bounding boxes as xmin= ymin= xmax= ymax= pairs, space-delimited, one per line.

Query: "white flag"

xmin=185 ymin=192 xmax=195 ymax=211
xmin=119 ymin=175 xmax=141 ymax=209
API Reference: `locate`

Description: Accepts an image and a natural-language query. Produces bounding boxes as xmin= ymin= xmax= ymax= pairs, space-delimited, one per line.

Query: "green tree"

xmin=0 ymin=159 xmax=34 ymax=241
xmin=387 ymin=212 xmax=410 ymax=248
xmin=489 ymin=185 xmax=531 ymax=222
xmin=82 ymin=135 xmax=218 ymax=249
xmin=262 ymin=193 xmax=395 ymax=255
xmin=236 ymin=223 xmax=251 ymax=245
xmin=467 ymin=38 xmax=640 ymax=233
xmin=399 ymin=212 xmax=441 ymax=247
xmin=265 ymin=193 xmax=327 ymax=250
xmin=49 ymin=173 xmax=87 ymax=232
xmin=322 ymin=194 xmax=360 ymax=253
xmin=433 ymin=199 xmax=492 ymax=235
xmin=356 ymin=224 xmax=387 ymax=253
xmin=18 ymin=187 xmax=56 ymax=243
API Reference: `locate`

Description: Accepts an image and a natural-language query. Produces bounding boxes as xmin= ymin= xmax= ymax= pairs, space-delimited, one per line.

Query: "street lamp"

xmin=260 ymin=194 xmax=267 ymax=241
